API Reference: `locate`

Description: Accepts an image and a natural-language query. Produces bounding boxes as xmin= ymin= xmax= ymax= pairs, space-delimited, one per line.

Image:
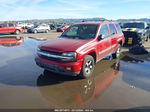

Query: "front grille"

xmin=123 ymin=31 xmax=140 ymax=46
xmin=38 ymin=49 xmax=62 ymax=61
xmin=40 ymin=49 xmax=62 ymax=55
xmin=40 ymin=55 xmax=62 ymax=61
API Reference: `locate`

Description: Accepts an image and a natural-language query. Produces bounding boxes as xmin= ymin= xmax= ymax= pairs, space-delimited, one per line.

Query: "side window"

xmin=116 ymin=24 xmax=122 ymax=33
xmin=109 ymin=24 xmax=117 ymax=35
xmin=99 ymin=24 xmax=109 ymax=38
xmin=8 ymin=24 xmax=14 ymax=27
xmin=2 ymin=24 xmax=8 ymax=27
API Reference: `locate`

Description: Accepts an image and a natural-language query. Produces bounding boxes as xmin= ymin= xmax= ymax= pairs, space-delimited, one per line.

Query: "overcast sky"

xmin=0 ymin=0 xmax=150 ymax=21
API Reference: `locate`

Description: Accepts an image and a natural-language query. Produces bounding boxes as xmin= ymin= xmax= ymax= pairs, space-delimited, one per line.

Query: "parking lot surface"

xmin=0 ymin=34 xmax=150 ymax=111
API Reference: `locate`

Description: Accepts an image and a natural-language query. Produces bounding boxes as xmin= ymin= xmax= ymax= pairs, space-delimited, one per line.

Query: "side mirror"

xmin=98 ymin=34 xmax=105 ymax=41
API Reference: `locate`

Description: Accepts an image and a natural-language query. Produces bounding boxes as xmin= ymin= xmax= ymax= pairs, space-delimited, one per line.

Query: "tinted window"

xmin=109 ymin=24 xmax=117 ymax=35
xmin=1 ymin=24 xmax=8 ymax=27
xmin=99 ymin=24 xmax=109 ymax=38
xmin=116 ymin=24 xmax=122 ymax=33
xmin=8 ymin=24 xmax=14 ymax=27
xmin=61 ymin=24 xmax=98 ymax=40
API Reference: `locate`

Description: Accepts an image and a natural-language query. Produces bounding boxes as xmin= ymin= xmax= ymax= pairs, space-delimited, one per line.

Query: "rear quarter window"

xmin=115 ymin=24 xmax=122 ymax=33
xmin=109 ymin=24 xmax=117 ymax=36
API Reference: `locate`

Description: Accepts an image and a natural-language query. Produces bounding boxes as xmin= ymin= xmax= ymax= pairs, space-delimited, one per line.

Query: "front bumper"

xmin=123 ymin=31 xmax=143 ymax=46
xmin=35 ymin=56 xmax=83 ymax=76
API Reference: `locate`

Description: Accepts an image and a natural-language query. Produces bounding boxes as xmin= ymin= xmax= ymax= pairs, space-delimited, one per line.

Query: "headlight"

xmin=62 ymin=52 xmax=76 ymax=57
xmin=61 ymin=52 xmax=77 ymax=61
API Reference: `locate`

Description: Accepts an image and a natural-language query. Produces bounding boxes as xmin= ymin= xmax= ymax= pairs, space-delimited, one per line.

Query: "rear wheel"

xmin=45 ymin=30 xmax=49 ymax=33
xmin=112 ymin=44 xmax=121 ymax=59
xmin=15 ymin=30 xmax=20 ymax=35
xmin=79 ymin=55 xmax=95 ymax=78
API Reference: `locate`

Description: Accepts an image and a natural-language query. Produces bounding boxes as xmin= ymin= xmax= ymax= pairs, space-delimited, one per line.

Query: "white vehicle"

xmin=26 ymin=24 xmax=34 ymax=29
xmin=27 ymin=24 xmax=50 ymax=33
xmin=17 ymin=22 xmax=27 ymax=28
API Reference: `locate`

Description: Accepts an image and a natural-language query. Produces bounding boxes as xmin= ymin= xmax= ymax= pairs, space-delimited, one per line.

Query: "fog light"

xmin=66 ymin=67 xmax=72 ymax=71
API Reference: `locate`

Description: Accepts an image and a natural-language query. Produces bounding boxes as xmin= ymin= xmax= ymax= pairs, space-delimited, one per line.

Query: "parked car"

xmin=122 ymin=22 xmax=150 ymax=46
xmin=0 ymin=23 xmax=23 ymax=35
xmin=27 ymin=24 xmax=50 ymax=33
xmin=25 ymin=23 xmax=34 ymax=29
xmin=49 ymin=24 xmax=55 ymax=30
xmin=55 ymin=24 xmax=62 ymax=29
xmin=17 ymin=22 xmax=27 ymax=29
xmin=56 ymin=25 xmax=70 ymax=32
xmin=35 ymin=21 xmax=124 ymax=78
xmin=0 ymin=36 xmax=24 ymax=47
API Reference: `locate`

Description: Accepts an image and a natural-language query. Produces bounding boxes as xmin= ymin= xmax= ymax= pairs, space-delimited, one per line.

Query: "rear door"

xmin=39 ymin=25 xmax=45 ymax=32
xmin=109 ymin=24 xmax=118 ymax=53
xmin=97 ymin=24 xmax=111 ymax=60
xmin=8 ymin=23 xmax=16 ymax=32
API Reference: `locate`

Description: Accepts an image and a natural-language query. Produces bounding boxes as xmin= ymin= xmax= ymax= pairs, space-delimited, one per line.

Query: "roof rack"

xmin=81 ymin=19 xmax=115 ymax=23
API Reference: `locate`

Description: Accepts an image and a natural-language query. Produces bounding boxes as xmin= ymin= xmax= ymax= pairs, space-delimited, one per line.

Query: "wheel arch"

xmin=87 ymin=51 xmax=97 ymax=64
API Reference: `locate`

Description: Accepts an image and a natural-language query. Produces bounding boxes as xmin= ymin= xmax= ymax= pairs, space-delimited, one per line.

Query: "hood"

xmin=39 ymin=38 xmax=90 ymax=52
xmin=123 ymin=28 xmax=144 ymax=33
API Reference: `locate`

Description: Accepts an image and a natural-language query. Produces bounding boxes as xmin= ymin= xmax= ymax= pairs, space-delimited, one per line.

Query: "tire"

xmin=145 ymin=35 xmax=148 ymax=42
xmin=45 ymin=30 xmax=49 ymax=33
xmin=79 ymin=55 xmax=95 ymax=78
xmin=34 ymin=30 xmax=38 ymax=34
xmin=146 ymin=37 xmax=148 ymax=42
xmin=15 ymin=30 xmax=20 ymax=35
xmin=112 ymin=44 xmax=121 ymax=59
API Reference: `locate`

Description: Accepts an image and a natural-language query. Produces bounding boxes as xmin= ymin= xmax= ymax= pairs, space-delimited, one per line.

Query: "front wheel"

xmin=34 ymin=30 xmax=38 ymax=34
xmin=145 ymin=34 xmax=149 ymax=42
xmin=112 ymin=44 xmax=121 ymax=59
xmin=79 ymin=55 xmax=95 ymax=78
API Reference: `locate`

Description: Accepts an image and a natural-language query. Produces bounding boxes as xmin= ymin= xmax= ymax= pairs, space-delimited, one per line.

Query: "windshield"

xmin=123 ymin=23 xmax=144 ymax=29
xmin=61 ymin=24 xmax=98 ymax=40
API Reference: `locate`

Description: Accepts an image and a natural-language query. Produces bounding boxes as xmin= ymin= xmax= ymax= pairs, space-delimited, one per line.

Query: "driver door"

xmin=97 ymin=24 xmax=111 ymax=60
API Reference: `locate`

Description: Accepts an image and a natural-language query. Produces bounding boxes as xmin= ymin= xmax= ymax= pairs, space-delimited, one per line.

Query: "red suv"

xmin=57 ymin=25 xmax=70 ymax=32
xmin=0 ymin=23 xmax=23 ymax=35
xmin=35 ymin=21 xmax=124 ymax=78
